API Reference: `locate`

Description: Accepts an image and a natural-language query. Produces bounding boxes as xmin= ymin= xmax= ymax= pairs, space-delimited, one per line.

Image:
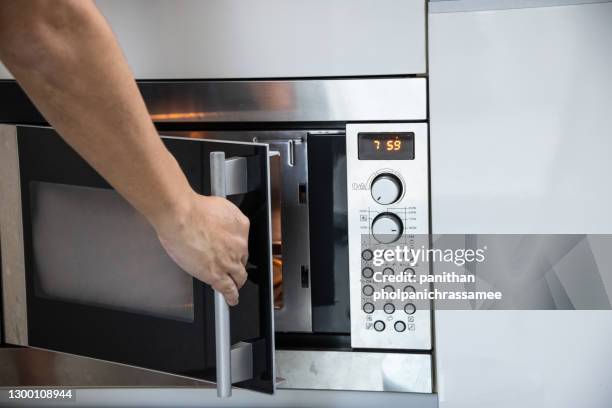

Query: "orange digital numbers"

xmin=383 ymin=140 xmax=402 ymax=151
xmin=358 ymin=133 xmax=412 ymax=160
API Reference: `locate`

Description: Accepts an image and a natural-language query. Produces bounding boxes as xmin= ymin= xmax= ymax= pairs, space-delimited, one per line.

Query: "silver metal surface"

xmin=0 ymin=347 xmax=212 ymax=387
xmin=0 ymin=349 xmax=435 ymax=406
xmin=55 ymin=389 xmax=437 ymax=408
xmin=230 ymin=342 xmax=253 ymax=384
xmin=371 ymin=213 xmax=404 ymax=244
xmin=429 ymin=0 xmax=612 ymax=13
xmin=223 ymin=157 xmax=248 ymax=196
xmin=260 ymin=136 xmax=312 ymax=333
xmin=275 ymin=350 xmax=433 ymax=393
xmin=210 ymin=152 xmax=232 ymax=398
xmin=171 ymin=131 xmax=313 ymax=333
xmin=346 ymin=123 xmax=432 ymax=350
xmin=0 ymin=348 xmax=437 ymax=407
xmin=0 ymin=125 xmax=28 ymax=346
xmin=139 ymin=78 xmax=427 ymax=123
xmin=371 ymin=174 xmax=403 ymax=205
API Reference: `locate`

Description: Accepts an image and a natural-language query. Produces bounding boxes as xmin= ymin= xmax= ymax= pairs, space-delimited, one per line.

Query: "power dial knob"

xmin=371 ymin=173 xmax=402 ymax=205
xmin=371 ymin=212 xmax=403 ymax=244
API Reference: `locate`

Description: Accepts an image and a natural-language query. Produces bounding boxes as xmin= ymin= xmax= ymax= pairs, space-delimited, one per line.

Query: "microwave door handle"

xmin=210 ymin=151 xmax=258 ymax=397
xmin=210 ymin=151 xmax=232 ymax=398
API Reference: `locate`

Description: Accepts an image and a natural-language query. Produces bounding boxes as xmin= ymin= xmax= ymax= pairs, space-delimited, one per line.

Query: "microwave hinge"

xmin=230 ymin=341 xmax=253 ymax=384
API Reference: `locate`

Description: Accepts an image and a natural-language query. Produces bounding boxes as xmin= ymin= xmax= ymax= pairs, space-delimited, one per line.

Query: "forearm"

xmin=0 ymin=0 xmax=191 ymax=229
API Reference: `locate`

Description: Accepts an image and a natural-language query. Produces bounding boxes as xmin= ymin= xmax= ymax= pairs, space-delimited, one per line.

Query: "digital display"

xmin=358 ymin=132 xmax=415 ymax=160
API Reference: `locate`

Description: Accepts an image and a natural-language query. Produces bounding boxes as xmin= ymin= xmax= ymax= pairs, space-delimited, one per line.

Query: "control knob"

xmin=371 ymin=212 xmax=403 ymax=244
xmin=371 ymin=173 xmax=402 ymax=205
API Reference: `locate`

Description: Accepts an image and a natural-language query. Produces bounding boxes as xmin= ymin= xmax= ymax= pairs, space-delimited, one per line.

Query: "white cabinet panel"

xmin=435 ymin=311 xmax=612 ymax=408
xmin=430 ymin=3 xmax=612 ymax=408
xmin=430 ymin=2 xmax=612 ymax=235
xmin=1 ymin=1 xmax=427 ymax=80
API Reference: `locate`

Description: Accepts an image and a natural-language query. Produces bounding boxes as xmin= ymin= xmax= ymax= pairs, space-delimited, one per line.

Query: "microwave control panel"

xmin=346 ymin=123 xmax=431 ymax=350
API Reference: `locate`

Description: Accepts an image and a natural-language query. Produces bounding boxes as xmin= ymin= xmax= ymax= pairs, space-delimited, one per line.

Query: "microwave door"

xmin=198 ymin=137 xmax=277 ymax=396
xmin=0 ymin=125 xmax=275 ymax=395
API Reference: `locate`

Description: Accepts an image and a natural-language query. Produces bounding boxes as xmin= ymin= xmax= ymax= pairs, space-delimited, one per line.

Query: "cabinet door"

xmin=0 ymin=125 xmax=275 ymax=394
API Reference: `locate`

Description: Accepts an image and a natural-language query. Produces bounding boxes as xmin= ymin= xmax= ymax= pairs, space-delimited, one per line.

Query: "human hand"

xmin=154 ymin=191 xmax=250 ymax=306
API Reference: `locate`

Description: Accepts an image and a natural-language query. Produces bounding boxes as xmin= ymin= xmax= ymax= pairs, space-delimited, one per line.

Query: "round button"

xmin=383 ymin=267 xmax=394 ymax=275
xmin=362 ymin=267 xmax=374 ymax=279
xmin=394 ymin=321 xmax=406 ymax=332
xmin=374 ymin=320 xmax=386 ymax=332
xmin=404 ymin=303 xmax=416 ymax=315
xmin=363 ymin=302 xmax=375 ymax=314
xmin=362 ymin=285 xmax=374 ymax=296
xmin=362 ymin=249 xmax=374 ymax=261
xmin=371 ymin=213 xmax=403 ymax=244
xmin=403 ymin=285 xmax=416 ymax=293
xmin=371 ymin=173 xmax=403 ymax=205
xmin=403 ymin=267 xmax=416 ymax=277
xmin=384 ymin=285 xmax=395 ymax=293
xmin=383 ymin=303 xmax=395 ymax=314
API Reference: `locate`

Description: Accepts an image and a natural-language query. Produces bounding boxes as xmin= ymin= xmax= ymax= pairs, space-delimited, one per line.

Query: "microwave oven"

xmin=0 ymin=77 xmax=433 ymax=396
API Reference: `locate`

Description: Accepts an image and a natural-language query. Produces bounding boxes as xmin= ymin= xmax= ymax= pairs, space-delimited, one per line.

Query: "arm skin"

xmin=0 ymin=0 xmax=247 ymax=305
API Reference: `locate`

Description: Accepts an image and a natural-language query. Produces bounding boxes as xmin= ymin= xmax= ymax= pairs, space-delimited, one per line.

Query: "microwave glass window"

xmin=29 ymin=181 xmax=195 ymax=322
xmin=357 ymin=132 xmax=415 ymax=160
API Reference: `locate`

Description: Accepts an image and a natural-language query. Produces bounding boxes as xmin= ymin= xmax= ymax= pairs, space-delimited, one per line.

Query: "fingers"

xmin=239 ymin=213 xmax=250 ymax=233
xmin=233 ymin=229 xmax=249 ymax=287
xmin=199 ymin=196 xmax=251 ymax=306
xmin=209 ymin=218 xmax=249 ymax=306
xmin=229 ymin=264 xmax=248 ymax=289
xmin=213 ymin=263 xmax=246 ymax=307
xmin=212 ymin=275 xmax=239 ymax=306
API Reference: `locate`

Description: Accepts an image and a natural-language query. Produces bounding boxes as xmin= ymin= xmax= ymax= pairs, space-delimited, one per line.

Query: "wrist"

xmin=141 ymin=151 xmax=198 ymax=236
xmin=149 ymin=185 xmax=196 ymax=237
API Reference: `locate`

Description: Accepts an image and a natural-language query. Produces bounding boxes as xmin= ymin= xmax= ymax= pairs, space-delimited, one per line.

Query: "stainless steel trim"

xmin=429 ymin=0 xmax=611 ymax=13
xmin=210 ymin=151 xmax=233 ymax=398
xmin=346 ymin=123 xmax=432 ymax=350
xmin=276 ymin=350 xmax=433 ymax=393
xmin=0 ymin=347 xmax=213 ymax=387
xmin=223 ymin=157 xmax=248 ymax=196
xmin=260 ymin=142 xmax=277 ymax=395
xmin=262 ymin=136 xmax=312 ymax=333
xmin=0 ymin=125 xmax=28 ymax=346
xmin=143 ymin=78 xmax=427 ymax=123
xmin=0 ymin=349 xmax=438 ymax=407
xmin=230 ymin=342 xmax=253 ymax=384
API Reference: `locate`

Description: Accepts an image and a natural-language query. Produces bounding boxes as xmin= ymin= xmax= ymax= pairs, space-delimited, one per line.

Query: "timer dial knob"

xmin=371 ymin=212 xmax=403 ymax=244
xmin=371 ymin=173 xmax=402 ymax=205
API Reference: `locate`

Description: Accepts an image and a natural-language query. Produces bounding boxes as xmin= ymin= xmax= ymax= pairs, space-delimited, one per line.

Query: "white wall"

xmin=430 ymin=2 xmax=612 ymax=407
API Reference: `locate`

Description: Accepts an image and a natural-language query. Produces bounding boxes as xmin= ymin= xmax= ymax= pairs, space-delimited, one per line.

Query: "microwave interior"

xmin=164 ymin=130 xmax=352 ymax=338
